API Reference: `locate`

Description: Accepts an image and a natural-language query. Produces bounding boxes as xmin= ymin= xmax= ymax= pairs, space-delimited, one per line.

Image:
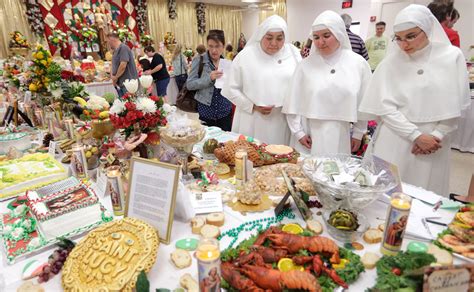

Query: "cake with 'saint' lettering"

xmin=61 ymin=217 xmax=159 ymax=292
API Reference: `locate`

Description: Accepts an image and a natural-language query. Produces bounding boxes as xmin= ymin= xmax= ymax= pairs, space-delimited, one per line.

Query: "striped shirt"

xmin=347 ymin=29 xmax=369 ymax=61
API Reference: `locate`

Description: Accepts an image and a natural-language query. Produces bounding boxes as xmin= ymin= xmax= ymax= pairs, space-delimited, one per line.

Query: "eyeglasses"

xmin=392 ymin=30 xmax=424 ymax=44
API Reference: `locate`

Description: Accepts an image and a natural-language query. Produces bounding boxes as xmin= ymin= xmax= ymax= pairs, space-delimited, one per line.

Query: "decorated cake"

xmin=0 ymin=132 xmax=32 ymax=154
xmin=62 ymin=217 xmax=159 ymax=291
xmin=0 ymin=153 xmax=67 ymax=199
xmin=27 ymin=182 xmax=103 ymax=241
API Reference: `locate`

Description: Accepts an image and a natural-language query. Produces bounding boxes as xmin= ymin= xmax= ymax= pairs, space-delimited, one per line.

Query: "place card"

xmin=423 ymin=264 xmax=474 ymax=292
xmin=190 ymin=191 xmax=223 ymax=214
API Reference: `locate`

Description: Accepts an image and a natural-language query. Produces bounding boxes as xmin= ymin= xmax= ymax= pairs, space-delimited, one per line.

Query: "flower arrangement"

xmin=48 ymin=30 xmax=68 ymax=49
xmin=69 ymin=19 xmax=98 ymax=50
xmin=24 ymin=0 xmax=44 ymax=37
xmin=140 ymin=33 xmax=153 ymax=47
xmin=183 ymin=48 xmax=193 ymax=58
xmin=74 ymin=95 xmax=110 ymax=121
xmin=163 ymin=32 xmax=176 ymax=46
xmin=196 ymin=3 xmax=206 ymax=34
xmin=168 ymin=0 xmax=177 ymax=19
xmin=114 ymin=25 xmax=134 ymax=43
xmin=109 ymin=78 xmax=168 ymax=138
xmin=9 ymin=31 xmax=30 ymax=49
xmin=136 ymin=0 xmax=148 ymax=34
xmin=28 ymin=45 xmax=53 ymax=93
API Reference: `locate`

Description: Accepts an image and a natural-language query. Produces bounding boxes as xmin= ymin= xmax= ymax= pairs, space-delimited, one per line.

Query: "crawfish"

xmin=266 ymin=233 xmax=340 ymax=264
xmin=239 ymin=264 xmax=321 ymax=292
xmin=236 ymin=250 xmax=269 ymax=267
xmin=221 ymin=262 xmax=266 ymax=292
xmin=293 ymin=255 xmax=348 ymax=289
xmin=249 ymin=246 xmax=288 ymax=263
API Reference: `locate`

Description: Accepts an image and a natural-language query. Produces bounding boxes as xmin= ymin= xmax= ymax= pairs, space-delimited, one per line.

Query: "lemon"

xmin=91 ymin=147 xmax=99 ymax=154
xmin=333 ymin=259 xmax=349 ymax=270
xmin=85 ymin=151 xmax=92 ymax=158
xmin=277 ymin=258 xmax=305 ymax=272
xmin=282 ymin=223 xmax=304 ymax=234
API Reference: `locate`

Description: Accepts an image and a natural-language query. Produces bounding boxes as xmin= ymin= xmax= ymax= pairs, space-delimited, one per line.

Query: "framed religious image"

xmin=125 ymin=157 xmax=180 ymax=244
xmin=92 ymin=43 xmax=100 ymax=52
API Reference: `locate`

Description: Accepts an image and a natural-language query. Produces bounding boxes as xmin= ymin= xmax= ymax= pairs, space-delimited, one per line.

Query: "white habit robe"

xmin=359 ymin=5 xmax=471 ymax=196
xmin=222 ymin=16 xmax=301 ymax=145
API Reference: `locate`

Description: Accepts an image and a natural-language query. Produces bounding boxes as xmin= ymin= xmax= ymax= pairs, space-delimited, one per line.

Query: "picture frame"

xmin=125 ymin=157 xmax=180 ymax=244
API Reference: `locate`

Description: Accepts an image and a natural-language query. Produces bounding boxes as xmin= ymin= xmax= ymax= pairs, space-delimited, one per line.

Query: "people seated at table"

xmin=223 ymin=15 xmax=301 ymax=145
xmin=283 ymin=11 xmax=370 ymax=155
xmin=359 ymin=4 xmax=470 ymax=196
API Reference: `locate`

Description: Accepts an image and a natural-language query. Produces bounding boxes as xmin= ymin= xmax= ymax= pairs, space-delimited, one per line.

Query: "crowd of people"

xmin=108 ymin=1 xmax=469 ymax=198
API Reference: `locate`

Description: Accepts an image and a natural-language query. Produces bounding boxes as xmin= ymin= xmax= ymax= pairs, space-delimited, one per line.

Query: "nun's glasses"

xmin=392 ymin=29 xmax=424 ymax=44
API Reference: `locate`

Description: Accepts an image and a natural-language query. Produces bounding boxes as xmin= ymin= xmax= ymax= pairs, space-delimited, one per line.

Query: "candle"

xmin=64 ymin=118 xmax=75 ymax=140
xmin=71 ymin=144 xmax=88 ymax=179
xmin=380 ymin=192 xmax=412 ymax=256
xmin=235 ymin=148 xmax=247 ymax=182
xmin=107 ymin=165 xmax=125 ymax=216
xmin=34 ymin=109 xmax=44 ymax=128
xmin=196 ymin=238 xmax=221 ymax=290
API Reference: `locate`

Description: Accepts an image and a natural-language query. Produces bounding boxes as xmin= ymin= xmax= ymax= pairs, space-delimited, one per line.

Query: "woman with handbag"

xmin=282 ymin=11 xmax=370 ymax=155
xmin=186 ymin=30 xmax=232 ymax=131
xmin=172 ymin=44 xmax=188 ymax=92
xmin=222 ymin=15 xmax=301 ymax=145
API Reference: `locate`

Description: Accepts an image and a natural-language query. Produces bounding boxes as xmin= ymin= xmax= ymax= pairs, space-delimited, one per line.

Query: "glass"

xmin=380 ymin=192 xmax=412 ymax=256
xmin=196 ymin=238 xmax=221 ymax=291
xmin=392 ymin=29 xmax=424 ymax=43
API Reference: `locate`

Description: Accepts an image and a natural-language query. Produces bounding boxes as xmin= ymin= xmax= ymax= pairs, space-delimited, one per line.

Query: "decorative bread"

xmin=306 ymin=219 xmax=323 ymax=235
xmin=206 ymin=212 xmax=225 ymax=227
xmin=265 ymin=144 xmax=293 ymax=155
xmin=361 ymin=252 xmax=380 ymax=269
xmin=378 ymin=223 xmax=385 ymax=232
xmin=427 ymin=244 xmax=453 ymax=266
xmin=171 ymin=249 xmax=192 ymax=269
xmin=200 ymin=224 xmax=220 ymax=238
xmin=191 ymin=217 xmax=206 ymax=234
xmin=363 ymin=228 xmax=383 ymax=244
xmin=180 ymin=273 xmax=199 ymax=292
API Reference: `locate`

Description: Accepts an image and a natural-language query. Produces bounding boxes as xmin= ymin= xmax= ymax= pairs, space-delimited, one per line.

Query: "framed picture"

xmin=125 ymin=157 xmax=180 ymax=244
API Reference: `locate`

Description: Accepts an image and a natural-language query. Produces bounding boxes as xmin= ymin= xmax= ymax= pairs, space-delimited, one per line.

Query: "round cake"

xmin=61 ymin=217 xmax=159 ymax=291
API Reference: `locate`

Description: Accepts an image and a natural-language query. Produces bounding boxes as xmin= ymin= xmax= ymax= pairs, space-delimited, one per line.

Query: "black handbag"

xmin=176 ymin=55 xmax=203 ymax=113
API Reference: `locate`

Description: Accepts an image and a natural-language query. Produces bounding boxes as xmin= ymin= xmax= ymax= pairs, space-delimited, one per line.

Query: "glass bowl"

xmin=302 ymin=154 xmax=397 ymax=211
xmin=322 ymin=211 xmax=369 ymax=243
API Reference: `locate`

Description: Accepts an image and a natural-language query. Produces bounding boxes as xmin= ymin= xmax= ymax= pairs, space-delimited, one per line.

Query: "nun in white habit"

xmin=282 ymin=11 xmax=370 ymax=155
xmin=359 ymin=4 xmax=470 ymax=196
xmin=222 ymin=15 xmax=301 ymax=145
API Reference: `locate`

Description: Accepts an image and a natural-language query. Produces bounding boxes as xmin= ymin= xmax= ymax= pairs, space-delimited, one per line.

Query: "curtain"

xmin=259 ymin=0 xmax=287 ymax=23
xmin=147 ymin=0 xmax=242 ymax=50
xmin=0 ymin=0 xmax=38 ymax=58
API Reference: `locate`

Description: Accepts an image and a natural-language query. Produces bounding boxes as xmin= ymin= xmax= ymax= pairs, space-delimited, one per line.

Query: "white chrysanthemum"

xmin=110 ymin=99 xmax=126 ymax=115
xmin=136 ymin=98 xmax=157 ymax=114
xmin=86 ymin=95 xmax=109 ymax=111
xmin=51 ymin=87 xmax=63 ymax=99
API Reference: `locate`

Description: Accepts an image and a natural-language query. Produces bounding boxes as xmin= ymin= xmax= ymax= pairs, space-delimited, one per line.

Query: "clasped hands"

xmin=412 ymin=134 xmax=442 ymax=155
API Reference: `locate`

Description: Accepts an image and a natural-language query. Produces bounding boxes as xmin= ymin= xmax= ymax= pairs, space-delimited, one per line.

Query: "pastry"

xmin=363 ymin=228 xmax=383 ymax=244
xmin=206 ymin=213 xmax=225 ymax=227
xmin=200 ymin=224 xmax=220 ymax=239
xmin=180 ymin=273 xmax=198 ymax=292
xmin=427 ymin=244 xmax=453 ymax=266
xmin=17 ymin=281 xmax=45 ymax=292
xmin=191 ymin=217 xmax=206 ymax=234
xmin=306 ymin=219 xmax=323 ymax=235
xmin=254 ymin=163 xmax=316 ymax=196
xmin=237 ymin=180 xmax=263 ymax=205
xmin=265 ymin=144 xmax=293 ymax=156
xmin=171 ymin=249 xmax=192 ymax=269
xmin=361 ymin=252 xmax=380 ymax=269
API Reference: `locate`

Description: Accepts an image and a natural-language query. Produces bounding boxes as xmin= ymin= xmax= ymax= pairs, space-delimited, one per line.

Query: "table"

xmin=451 ymin=90 xmax=474 ymax=153
xmin=85 ymin=81 xmax=117 ymax=97
xmin=0 ymin=129 xmax=469 ymax=291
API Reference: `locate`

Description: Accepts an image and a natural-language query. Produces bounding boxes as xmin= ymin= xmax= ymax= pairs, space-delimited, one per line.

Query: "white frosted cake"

xmin=27 ymin=183 xmax=103 ymax=240
xmin=0 ymin=153 xmax=67 ymax=199
xmin=0 ymin=132 xmax=32 ymax=154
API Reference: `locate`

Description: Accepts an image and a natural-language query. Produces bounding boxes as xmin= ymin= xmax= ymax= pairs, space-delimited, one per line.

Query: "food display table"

xmin=451 ymin=89 xmax=474 ymax=153
xmin=85 ymin=81 xmax=117 ymax=97
xmin=0 ymin=127 xmax=470 ymax=291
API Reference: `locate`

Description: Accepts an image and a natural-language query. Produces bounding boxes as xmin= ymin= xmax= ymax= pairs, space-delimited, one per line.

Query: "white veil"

xmin=309 ymin=10 xmax=352 ymax=56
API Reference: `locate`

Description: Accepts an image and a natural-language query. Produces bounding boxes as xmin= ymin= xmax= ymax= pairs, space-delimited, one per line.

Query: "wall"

xmin=242 ymin=10 xmax=259 ymax=40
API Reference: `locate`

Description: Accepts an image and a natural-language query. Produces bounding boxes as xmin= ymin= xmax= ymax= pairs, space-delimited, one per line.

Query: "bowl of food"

xmin=302 ymin=154 xmax=397 ymax=211
xmin=323 ymin=209 xmax=369 ymax=242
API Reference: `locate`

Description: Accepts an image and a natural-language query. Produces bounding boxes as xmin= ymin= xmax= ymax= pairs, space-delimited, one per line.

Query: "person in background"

xmin=340 ymin=13 xmax=369 ymax=60
xmin=137 ymin=55 xmax=151 ymax=75
xmin=448 ymin=8 xmax=459 ymax=28
xmin=196 ymin=44 xmax=206 ymax=56
xmin=359 ymin=4 xmax=470 ymax=196
xmin=143 ymin=46 xmax=170 ymax=96
xmin=283 ymin=11 xmax=370 ymax=155
xmin=365 ymin=21 xmax=389 ymax=71
xmin=107 ymin=32 xmax=138 ymax=97
xmin=428 ymin=1 xmax=460 ymax=47
xmin=171 ymin=44 xmax=188 ymax=92
xmin=187 ymin=30 xmax=233 ymax=131
xmin=225 ymin=44 xmax=234 ymax=60
xmin=223 ymin=15 xmax=301 ymax=145
xmin=237 ymin=33 xmax=247 ymax=53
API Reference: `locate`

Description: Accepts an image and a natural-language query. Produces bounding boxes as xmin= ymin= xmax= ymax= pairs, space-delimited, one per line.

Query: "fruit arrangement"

xmin=37 ymin=239 xmax=75 ymax=283
xmin=28 ymin=45 xmax=54 ymax=93
xmin=9 ymin=31 xmax=30 ymax=49
xmin=435 ymin=204 xmax=474 ymax=259
xmin=221 ymin=225 xmax=364 ymax=291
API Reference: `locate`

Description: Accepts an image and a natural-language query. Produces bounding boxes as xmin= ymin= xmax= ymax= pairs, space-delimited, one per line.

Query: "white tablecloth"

xmin=85 ymin=81 xmax=117 ymax=97
xmin=452 ymin=92 xmax=474 ymax=153
xmin=0 ymin=129 xmax=469 ymax=291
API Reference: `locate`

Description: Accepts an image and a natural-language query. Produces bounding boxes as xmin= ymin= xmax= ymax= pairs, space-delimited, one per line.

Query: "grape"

xmin=51 ymin=267 xmax=60 ymax=275
xmin=42 ymin=265 xmax=51 ymax=274
xmin=48 ymin=257 xmax=55 ymax=265
xmin=42 ymin=273 xmax=49 ymax=282
xmin=55 ymin=261 xmax=64 ymax=269
xmin=306 ymin=199 xmax=323 ymax=208
xmin=60 ymin=249 xmax=68 ymax=257
xmin=52 ymin=250 xmax=60 ymax=261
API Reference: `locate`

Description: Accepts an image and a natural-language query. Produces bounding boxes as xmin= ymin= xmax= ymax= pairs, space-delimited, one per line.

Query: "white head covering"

xmin=359 ymin=4 xmax=470 ymax=123
xmin=310 ymin=11 xmax=351 ymax=56
xmin=247 ymin=15 xmax=287 ymax=46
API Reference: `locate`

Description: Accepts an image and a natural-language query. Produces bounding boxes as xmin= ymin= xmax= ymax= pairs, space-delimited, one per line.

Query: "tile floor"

xmin=449 ymin=149 xmax=474 ymax=196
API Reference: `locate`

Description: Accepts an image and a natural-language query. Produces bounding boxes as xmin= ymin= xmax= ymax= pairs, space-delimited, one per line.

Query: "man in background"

xmin=107 ymin=32 xmax=138 ymax=97
xmin=365 ymin=21 xmax=389 ymax=71
xmin=341 ymin=13 xmax=369 ymax=61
